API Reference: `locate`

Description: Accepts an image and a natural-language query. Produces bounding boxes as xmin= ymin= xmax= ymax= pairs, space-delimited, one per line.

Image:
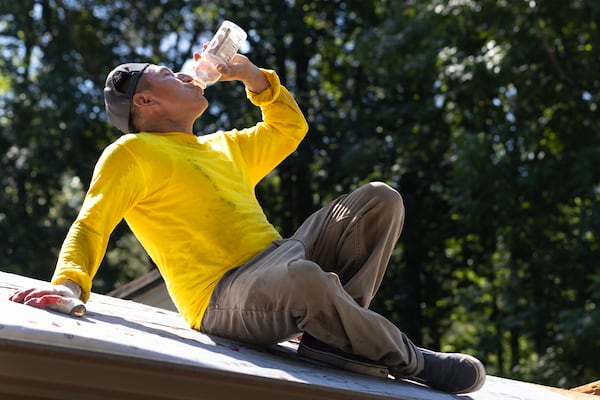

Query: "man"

xmin=9 ymin=51 xmax=486 ymax=394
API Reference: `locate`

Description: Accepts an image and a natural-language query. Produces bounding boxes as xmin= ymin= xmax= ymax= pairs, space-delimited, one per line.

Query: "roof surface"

xmin=0 ymin=271 xmax=591 ymax=400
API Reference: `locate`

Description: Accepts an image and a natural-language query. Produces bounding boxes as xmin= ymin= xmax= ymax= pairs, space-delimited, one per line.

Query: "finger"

xmin=216 ymin=63 xmax=227 ymax=74
xmin=217 ymin=56 xmax=251 ymax=81
xmin=24 ymin=294 xmax=81 ymax=315
xmin=24 ymin=294 xmax=64 ymax=310
xmin=23 ymin=288 xmax=55 ymax=303
xmin=216 ymin=62 xmax=239 ymax=79
xmin=8 ymin=287 xmax=38 ymax=303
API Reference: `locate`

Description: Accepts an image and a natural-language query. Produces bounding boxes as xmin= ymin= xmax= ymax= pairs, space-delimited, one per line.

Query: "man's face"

xmin=137 ymin=64 xmax=209 ymax=121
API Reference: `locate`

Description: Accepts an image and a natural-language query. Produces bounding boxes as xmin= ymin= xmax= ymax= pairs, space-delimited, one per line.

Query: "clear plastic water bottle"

xmin=193 ymin=21 xmax=247 ymax=88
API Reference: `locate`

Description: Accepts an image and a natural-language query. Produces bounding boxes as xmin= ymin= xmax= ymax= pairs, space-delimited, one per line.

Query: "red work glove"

xmin=9 ymin=280 xmax=86 ymax=317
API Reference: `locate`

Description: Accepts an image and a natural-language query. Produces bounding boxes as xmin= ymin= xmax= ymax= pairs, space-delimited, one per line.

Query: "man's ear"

xmin=131 ymin=92 xmax=155 ymax=108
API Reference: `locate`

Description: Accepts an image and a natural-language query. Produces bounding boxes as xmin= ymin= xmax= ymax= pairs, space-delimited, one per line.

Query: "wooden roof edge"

xmin=0 ymin=338 xmax=405 ymax=400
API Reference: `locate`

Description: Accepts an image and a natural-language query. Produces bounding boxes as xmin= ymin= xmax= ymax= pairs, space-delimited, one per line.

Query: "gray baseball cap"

xmin=104 ymin=62 xmax=150 ymax=133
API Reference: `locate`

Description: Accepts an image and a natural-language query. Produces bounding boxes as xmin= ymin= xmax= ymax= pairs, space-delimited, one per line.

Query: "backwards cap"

xmin=104 ymin=62 xmax=150 ymax=133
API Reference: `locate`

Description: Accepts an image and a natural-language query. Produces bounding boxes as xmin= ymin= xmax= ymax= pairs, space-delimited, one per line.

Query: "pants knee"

xmin=365 ymin=181 xmax=404 ymax=218
xmin=287 ymin=259 xmax=340 ymax=294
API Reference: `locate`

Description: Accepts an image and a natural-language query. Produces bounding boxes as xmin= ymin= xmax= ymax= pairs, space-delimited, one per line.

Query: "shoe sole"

xmin=298 ymin=342 xmax=390 ymax=378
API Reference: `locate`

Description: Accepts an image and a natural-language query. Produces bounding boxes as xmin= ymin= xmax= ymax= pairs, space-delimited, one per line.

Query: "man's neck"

xmin=138 ymin=121 xmax=195 ymax=135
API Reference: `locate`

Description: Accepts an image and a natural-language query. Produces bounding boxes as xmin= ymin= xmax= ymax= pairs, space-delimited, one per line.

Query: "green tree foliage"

xmin=1 ymin=0 xmax=598 ymax=388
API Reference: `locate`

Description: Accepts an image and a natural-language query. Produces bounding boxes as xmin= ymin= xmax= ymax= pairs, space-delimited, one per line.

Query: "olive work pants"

xmin=199 ymin=181 xmax=424 ymax=377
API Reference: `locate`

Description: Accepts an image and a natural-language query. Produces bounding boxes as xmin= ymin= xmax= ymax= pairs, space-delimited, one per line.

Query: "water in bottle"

xmin=194 ymin=21 xmax=247 ymax=88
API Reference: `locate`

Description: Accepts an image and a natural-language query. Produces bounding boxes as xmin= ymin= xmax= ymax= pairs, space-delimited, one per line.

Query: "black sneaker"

xmin=297 ymin=333 xmax=389 ymax=378
xmin=410 ymin=348 xmax=486 ymax=394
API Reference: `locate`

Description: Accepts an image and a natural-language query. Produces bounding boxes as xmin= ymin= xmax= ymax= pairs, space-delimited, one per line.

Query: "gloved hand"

xmin=9 ymin=280 xmax=86 ymax=317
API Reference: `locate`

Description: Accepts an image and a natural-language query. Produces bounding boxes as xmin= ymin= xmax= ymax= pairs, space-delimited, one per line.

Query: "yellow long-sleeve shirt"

xmin=51 ymin=69 xmax=308 ymax=329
